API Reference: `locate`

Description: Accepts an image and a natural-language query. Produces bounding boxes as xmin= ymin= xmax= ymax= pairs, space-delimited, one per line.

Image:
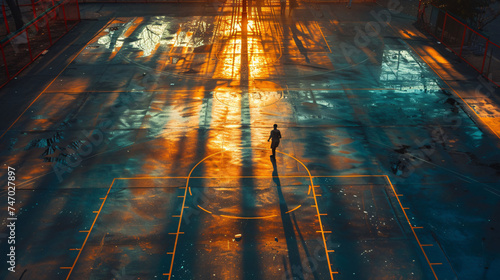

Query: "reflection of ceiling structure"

xmin=89 ymin=2 xmax=339 ymax=83
xmin=130 ymin=17 xmax=170 ymax=56
xmin=381 ymin=47 xmax=441 ymax=91
xmin=96 ymin=16 xmax=214 ymax=57
xmin=213 ymin=5 xmax=283 ymax=80
xmin=214 ymin=88 xmax=283 ymax=108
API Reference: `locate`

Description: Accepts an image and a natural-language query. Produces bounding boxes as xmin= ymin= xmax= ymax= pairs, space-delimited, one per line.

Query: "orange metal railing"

xmin=418 ymin=2 xmax=500 ymax=87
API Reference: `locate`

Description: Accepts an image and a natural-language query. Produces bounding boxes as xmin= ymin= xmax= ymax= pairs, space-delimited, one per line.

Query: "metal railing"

xmin=75 ymin=0 xmax=374 ymax=4
xmin=0 ymin=0 xmax=80 ymax=87
xmin=1 ymin=0 xmax=58 ymax=36
xmin=418 ymin=3 xmax=500 ymax=87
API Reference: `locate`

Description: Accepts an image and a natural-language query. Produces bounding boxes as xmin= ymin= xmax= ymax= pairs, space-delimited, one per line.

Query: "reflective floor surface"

xmin=1 ymin=2 xmax=500 ymax=280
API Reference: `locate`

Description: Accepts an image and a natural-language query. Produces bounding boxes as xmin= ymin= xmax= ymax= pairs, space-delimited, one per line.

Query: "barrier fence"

xmin=0 ymin=0 xmax=79 ymax=87
xmin=75 ymin=0 xmax=374 ymax=3
xmin=0 ymin=0 xmax=375 ymax=38
xmin=1 ymin=0 xmax=58 ymax=36
xmin=418 ymin=3 xmax=500 ymax=87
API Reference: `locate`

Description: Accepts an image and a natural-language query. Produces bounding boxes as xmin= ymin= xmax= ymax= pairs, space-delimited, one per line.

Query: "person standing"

xmin=280 ymin=0 xmax=286 ymax=15
xmin=347 ymin=0 xmax=352 ymax=8
xmin=268 ymin=124 xmax=282 ymax=157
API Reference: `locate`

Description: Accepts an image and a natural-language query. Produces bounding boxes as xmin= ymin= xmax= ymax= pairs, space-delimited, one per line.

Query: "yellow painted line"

xmin=312 ymin=175 xmax=386 ymax=178
xmin=64 ymin=150 xmax=318 ymax=280
xmin=422 ymin=244 xmax=434 ymax=247
xmin=308 ymin=185 xmax=312 ymax=195
xmin=384 ymin=175 xmax=438 ymax=280
xmin=412 ymin=226 xmax=424 ymax=229
xmin=198 ymin=204 xmax=301 ymax=218
xmin=281 ymin=151 xmax=337 ymax=279
xmin=81 ymin=171 xmax=443 ymax=280
xmin=116 ymin=176 xmax=189 ymax=180
xmin=60 ymin=267 xmax=72 ymax=270
xmin=316 ymin=21 xmax=332 ymax=53
xmin=188 ymin=187 xmax=192 ymax=196
xmin=220 ymin=214 xmax=278 ymax=220
xmin=431 ymin=263 xmax=443 ymax=266
xmin=93 ymin=211 xmax=99 ymax=213
xmin=79 ymin=230 xmax=90 ymax=233
xmin=166 ymin=147 xmax=327 ymax=280
xmin=285 ymin=205 xmax=302 ymax=214
xmin=64 ymin=178 xmax=116 ymax=280
xmin=116 ymin=175 xmax=310 ymax=180
xmin=215 ymin=175 xmax=310 ymax=178
xmin=98 ymin=155 xmax=412 ymax=280
xmin=61 ymin=171 xmax=437 ymax=280
xmin=317 ymin=231 xmax=332 ymax=234
xmin=167 ymin=151 xmax=220 ymax=280
xmin=197 ymin=205 xmax=213 ymax=214
xmin=172 ymin=215 xmax=181 ymax=218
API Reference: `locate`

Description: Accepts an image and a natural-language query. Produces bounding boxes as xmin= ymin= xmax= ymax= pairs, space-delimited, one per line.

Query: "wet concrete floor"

xmin=0 ymin=2 xmax=500 ymax=280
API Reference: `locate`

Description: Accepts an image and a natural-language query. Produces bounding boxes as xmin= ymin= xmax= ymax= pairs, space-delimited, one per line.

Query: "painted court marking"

xmin=61 ymin=150 xmax=439 ymax=280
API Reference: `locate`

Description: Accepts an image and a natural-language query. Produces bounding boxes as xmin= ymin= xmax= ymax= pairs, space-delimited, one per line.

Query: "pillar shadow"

xmin=240 ymin=8 xmax=263 ymax=279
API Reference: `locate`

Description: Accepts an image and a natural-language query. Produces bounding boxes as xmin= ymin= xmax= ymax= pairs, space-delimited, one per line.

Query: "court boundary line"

xmin=315 ymin=175 xmax=439 ymax=279
xmin=384 ymin=175 xmax=438 ymax=279
xmin=62 ymin=165 xmax=438 ymax=280
xmin=176 ymin=148 xmax=337 ymax=278
xmin=61 ymin=178 xmax=116 ymax=280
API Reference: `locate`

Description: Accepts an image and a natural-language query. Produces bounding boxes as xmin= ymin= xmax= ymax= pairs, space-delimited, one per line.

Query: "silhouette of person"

xmin=267 ymin=124 xmax=282 ymax=157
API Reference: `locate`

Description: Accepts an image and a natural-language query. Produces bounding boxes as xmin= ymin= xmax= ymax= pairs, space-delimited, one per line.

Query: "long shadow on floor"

xmin=271 ymin=155 xmax=305 ymax=279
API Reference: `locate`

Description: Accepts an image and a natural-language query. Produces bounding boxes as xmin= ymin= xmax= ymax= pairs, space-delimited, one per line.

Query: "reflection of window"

xmin=95 ymin=17 xmax=214 ymax=58
xmin=97 ymin=20 xmax=136 ymax=51
xmin=132 ymin=18 xmax=170 ymax=57
xmin=380 ymin=49 xmax=440 ymax=91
